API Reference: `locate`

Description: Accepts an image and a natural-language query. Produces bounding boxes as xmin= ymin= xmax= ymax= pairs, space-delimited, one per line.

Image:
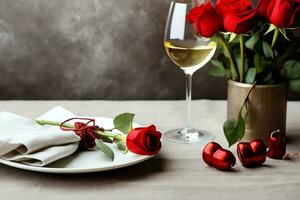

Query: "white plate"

xmin=0 ymin=117 xmax=153 ymax=174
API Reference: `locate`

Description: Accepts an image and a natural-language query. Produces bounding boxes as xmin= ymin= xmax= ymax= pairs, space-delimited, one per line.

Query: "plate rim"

xmin=0 ymin=116 xmax=154 ymax=174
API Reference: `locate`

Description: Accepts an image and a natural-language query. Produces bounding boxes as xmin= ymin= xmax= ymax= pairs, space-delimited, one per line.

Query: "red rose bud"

xmin=126 ymin=125 xmax=162 ymax=155
xmin=237 ymin=139 xmax=267 ymax=168
xmin=187 ymin=1 xmax=223 ymax=37
xmin=202 ymin=142 xmax=236 ymax=171
xmin=267 ymin=130 xmax=286 ymax=159
xmin=267 ymin=0 xmax=300 ymax=28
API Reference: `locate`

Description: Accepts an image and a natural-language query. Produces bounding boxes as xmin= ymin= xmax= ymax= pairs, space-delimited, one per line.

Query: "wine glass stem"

xmin=185 ymin=73 xmax=193 ymax=130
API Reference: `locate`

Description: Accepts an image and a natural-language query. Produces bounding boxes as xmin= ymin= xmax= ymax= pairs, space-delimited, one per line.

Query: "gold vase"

xmin=227 ymin=79 xmax=288 ymax=143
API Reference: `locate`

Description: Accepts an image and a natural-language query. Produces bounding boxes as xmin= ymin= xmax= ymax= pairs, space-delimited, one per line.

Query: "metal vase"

xmin=227 ymin=80 xmax=288 ymax=143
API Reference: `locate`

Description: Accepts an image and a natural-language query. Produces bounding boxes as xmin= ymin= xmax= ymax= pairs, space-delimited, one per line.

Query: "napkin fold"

xmin=0 ymin=106 xmax=81 ymax=166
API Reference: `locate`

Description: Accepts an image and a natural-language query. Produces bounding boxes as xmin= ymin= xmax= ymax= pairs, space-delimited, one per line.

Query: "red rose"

xmin=216 ymin=0 xmax=252 ymax=16
xmin=267 ymin=0 xmax=300 ymax=28
xmin=257 ymin=0 xmax=271 ymax=17
xmin=187 ymin=1 xmax=223 ymax=37
xmin=223 ymin=9 xmax=257 ymax=33
xmin=216 ymin=0 xmax=257 ymax=33
xmin=126 ymin=125 xmax=162 ymax=155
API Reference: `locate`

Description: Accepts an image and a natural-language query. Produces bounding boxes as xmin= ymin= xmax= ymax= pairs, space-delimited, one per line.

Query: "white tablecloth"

xmin=0 ymin=100 xmax=299 ymax=200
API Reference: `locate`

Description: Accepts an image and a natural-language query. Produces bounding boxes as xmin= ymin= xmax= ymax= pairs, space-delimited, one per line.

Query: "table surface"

xmin=0 ymin=100 xmax=299 ymax=200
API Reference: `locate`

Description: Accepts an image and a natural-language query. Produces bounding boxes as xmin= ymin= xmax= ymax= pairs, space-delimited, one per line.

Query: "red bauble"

xmin=202 ymin=142 xmax=236 ymax=171
xmin=267 ymin=130 xmax=286 ymax=159
xmin=237 ymin=139 xmax=267 ymax=168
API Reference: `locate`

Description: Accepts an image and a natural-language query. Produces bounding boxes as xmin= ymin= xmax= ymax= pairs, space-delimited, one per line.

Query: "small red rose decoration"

xmin=202 ymin=142 xmax=236 ymax=171
xmin=237 ymin=139 xmax=267 ymax=167
xmin=126 ymin=125 xmax=162 ymax=155
xmin=187 ymin=1 xmax=223 ymax=37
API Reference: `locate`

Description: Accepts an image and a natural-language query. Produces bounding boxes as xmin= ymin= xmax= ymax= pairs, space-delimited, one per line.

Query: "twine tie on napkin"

xmin=60 ymin=118 xmax=104 ymax=150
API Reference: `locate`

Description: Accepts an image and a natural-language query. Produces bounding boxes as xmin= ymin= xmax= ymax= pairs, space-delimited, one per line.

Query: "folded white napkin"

xmin=0 ymin=106 xmax=81 ymax=166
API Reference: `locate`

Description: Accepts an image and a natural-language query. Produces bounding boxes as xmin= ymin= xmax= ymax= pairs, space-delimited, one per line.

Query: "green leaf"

xmin=235 ymin=57 xmax=249 ymax=75
xmin=229 ymin=33 xmax=237 ymax=43
xmin=262 ymin=72 xmax=273 ymax=84
xmin=245 ymin=33 xmax=260 ymax=50
xmin=225 ymin=68 xmax=232 ymax=76
xmin=289 ymin=79 xmax=300 ymax=92
xmin=236 ymin=114 xmax=246 ymax=140
xmin=240 ymin=104 xmax=248 ymax=120
xmin=254 ymin=53 xmax=272 ymax=74
xmin=223 ymin=115 xmax=246 ymax=147
xmin=281 ymin=60 xmax=300 ymax=79
xmin=210 ymin=59 xmax=224 ymax=68
xmin=285 ymin=27 xmax=300 ymax=30
xmin=254 ymin=53 xmax=263 ymax=73
xmin=208 ymin=65 xmax=226 ymax=77
xmin=245 ymin=68 xmax=256 ymax=84
xmin=279 ymin=28 xmax=290 ymax=41
xmin=220 ymin=31 xmax=231 ymax=35
xmin=95 ymin=140 xmax=115 ymax=161
xmin=277 ymin=53 xmax=290 ymax=66
xmin=264 ymin=24 xmax=277 ymax=35
xmin=262 ymin=41 xmax=274 ymax=58
xmin=223 ymin=119 xmax=239 ymax=147
xmin=113 ymin=113 xmax=134 ymax=134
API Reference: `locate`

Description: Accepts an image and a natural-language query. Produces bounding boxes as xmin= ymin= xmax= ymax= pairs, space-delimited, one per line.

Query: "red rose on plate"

xmin=126 ymin=125 xmax=162 ymax=155
xmin=187 ymin=1 xmax=223 ymax=37
xmin=267 ymin=0 xmax=300 ymax=28
xmin=216 ymin=0 xmax=257 ymax=33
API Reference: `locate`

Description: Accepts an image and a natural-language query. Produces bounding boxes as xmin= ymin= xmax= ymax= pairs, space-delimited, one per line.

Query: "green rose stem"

xmin=217 ymin=34 xmax=240 ymax=81
xmin=35 ymin=119 xmax=124 ymax=141
xmin=241 ymin=81 xmax=257 ymax=110
xmin=271 ymin=28 xmax=279 ymax=48
xmin=239 ymin=34 xmax=245 ymax=83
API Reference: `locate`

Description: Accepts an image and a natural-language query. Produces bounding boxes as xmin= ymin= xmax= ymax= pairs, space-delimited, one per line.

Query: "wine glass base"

xmin=164 ymin=127 xmax=215 ymax=144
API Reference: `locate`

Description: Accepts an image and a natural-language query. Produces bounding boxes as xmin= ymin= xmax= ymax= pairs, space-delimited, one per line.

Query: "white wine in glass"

xmin=164 ymin=39 xmax=216 ymax=74
xmin=164 ymin=0 xmax=216 ymax=143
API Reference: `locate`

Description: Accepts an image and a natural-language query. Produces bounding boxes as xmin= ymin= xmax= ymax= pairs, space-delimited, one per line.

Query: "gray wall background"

xmin=0 ymin=0 xmax=299 ymax=100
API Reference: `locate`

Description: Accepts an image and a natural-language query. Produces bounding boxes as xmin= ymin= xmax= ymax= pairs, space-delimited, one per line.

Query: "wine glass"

xmin=164 ymin=0 xmax=216 ymax=143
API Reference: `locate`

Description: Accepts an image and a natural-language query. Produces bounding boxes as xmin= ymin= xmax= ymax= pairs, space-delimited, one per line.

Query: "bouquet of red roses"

xmin=187 ymin=0 xmax=299 ymax=146
xmin=187 ymin=0 xmax=300 ymax=88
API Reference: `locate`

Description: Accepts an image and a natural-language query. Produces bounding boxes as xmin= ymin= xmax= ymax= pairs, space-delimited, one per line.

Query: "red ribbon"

xmin=60 ymin=118 xmax=104 ymax=150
